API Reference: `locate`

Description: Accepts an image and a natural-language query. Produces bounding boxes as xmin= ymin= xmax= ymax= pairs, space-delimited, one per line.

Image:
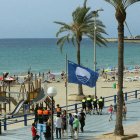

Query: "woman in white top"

xmin=55 ymin=114 xmax=62 ymax=139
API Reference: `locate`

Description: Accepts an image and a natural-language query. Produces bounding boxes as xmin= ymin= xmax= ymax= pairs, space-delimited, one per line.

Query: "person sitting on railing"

xmin=43 ymin=107 xmax=49 ymax=123
xmin=37 ymin=107 xmax=43 ymax=124
xmin=56 ymin=104 xmax=62 ymax=116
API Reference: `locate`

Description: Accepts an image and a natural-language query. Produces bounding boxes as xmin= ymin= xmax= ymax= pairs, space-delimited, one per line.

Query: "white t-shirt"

xmin=55 ymin=117 xmax=62 ymax=128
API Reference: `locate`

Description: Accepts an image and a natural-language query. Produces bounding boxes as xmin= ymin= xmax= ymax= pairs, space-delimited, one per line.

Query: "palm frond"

xmin=72 ymin=6 xmax=90 ymax=24
xmin=96 ymin=34 xmax=108 ymax=47
xmin=84 ymin=0 xmax=88 ymax=8
xmin=104 ymin=0 xmax=117 ymax=8
xmin=56 ymin=26 xmax=71 ymax=37
xmin=105 ymin=0 xmax=140 ymax=9
xmin=124 ymin=0 xmax=140 ymax=9
xmin=56 ymin=36 xmax=69 ymax=52
xmin=87 ymin=34 xmax=107 ymax=47
xmin=71 ymin=34 xmax=76 ymax=47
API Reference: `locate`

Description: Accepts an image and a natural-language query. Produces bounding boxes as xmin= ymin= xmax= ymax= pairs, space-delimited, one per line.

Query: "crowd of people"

xmin=31 ymin=96 xmax=127 ymax=140
xmin=31 ymin=103 xmax=86 ymax=140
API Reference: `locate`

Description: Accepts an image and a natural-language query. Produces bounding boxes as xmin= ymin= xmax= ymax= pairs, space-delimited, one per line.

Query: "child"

xmin=122 ymin=103 xmax=127 ymax=120
xmin=73 ymin=115 xmax=79 ymax=140
xmin=31 ymin=123 xmax=39 ymax=140
xmin=108 ymin=104 xmax=113 ymax=121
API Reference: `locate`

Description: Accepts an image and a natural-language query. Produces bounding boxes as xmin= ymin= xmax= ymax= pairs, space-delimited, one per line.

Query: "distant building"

xmin=135 ymin=35 xmax=140 ymax=39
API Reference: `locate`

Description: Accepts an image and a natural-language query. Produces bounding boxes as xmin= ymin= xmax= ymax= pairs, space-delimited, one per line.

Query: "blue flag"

xmin=68 ymin=60 xmax=99 ymax=87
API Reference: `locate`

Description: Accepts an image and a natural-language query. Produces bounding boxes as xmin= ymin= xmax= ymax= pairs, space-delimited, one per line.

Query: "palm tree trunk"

xmin=77 ymin=39 xmax=83 ymax=96
xmin=114 ymin=21 xmax=124 ymax=135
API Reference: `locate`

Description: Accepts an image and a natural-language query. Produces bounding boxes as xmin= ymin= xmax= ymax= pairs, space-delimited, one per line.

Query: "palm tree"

xmin=104 ymin=0 xmax=140 ymax=135
xmin=55 ymin=0 xmax=107 ymax=95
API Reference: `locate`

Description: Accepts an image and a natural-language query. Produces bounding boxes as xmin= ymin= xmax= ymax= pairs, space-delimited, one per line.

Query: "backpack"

xmin=78 ymin=113 xmax=82 ymax=121
xmin=69 ymin=117 xmax=74 ymax=126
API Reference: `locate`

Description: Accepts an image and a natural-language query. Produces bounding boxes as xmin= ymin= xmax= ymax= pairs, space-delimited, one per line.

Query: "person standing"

xmin=31 ymin=123 xmax=39 ymax=140
xmin=34 ymin=104 xmax=39 ymax=122
xmin=44 ymin=122 xmax=51 ymax=140
xmin=69 ymin=113 xmax=74 ymax=138
xmin=98 ymin=96 xmax=104 ymax=115
xmin=122 ymin=103 xmax=127 ymax=120
xmin=73 ymin=115 xmax=80 ymax=140
xmin=55 ymin=114 xmax=62 ymax=139
xmin=61 ymin=110 xmax=67 ymax=137
xmin=86 ymin=95 xmax=92 ymax=115
xmin=93 ymin=96 xmax=98 ymax=115
xmin=108 ymin=104 xmax=113 ymax=121
xmin=81 ymin=97 xmax=87 ymax=113
xmin=79 ymin=109 xmax=86 ymax=133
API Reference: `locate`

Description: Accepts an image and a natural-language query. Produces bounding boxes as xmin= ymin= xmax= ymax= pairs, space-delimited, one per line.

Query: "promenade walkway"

xmin=0 ymin=99 xmax=140 ymax=140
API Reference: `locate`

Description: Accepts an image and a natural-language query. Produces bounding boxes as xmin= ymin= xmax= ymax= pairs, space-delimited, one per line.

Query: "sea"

xmin=0 ymin=38 xmax=140 ymax=76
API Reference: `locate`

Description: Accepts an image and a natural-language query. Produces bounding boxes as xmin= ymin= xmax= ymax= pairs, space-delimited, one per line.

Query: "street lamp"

xmin=93 ymin=9 xmax=103 ymax=97
xmin=47 ymin=87 xmax=57 ymax=140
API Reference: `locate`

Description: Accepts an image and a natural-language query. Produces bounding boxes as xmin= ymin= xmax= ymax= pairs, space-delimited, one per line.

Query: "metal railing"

xmin=0 ymin=89 xmax=140 ymax=134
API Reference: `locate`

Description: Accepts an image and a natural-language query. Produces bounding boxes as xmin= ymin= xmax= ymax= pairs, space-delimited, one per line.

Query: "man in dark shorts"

xmin=98 ymin=96 xmax=104 ymax=115
xmin=93 ymin=96 xmax=98 ymax=115
xmin=81 ymin=97 xmax=87 ymax=113
xmin=86 ymin=95 xmax=92 ymax=115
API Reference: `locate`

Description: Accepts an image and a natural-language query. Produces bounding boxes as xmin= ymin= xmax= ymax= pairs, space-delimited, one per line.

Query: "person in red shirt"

xmin=31 ymin=123 xmax=39 ymax=140
xmin=108 ymin=104 xmax=113 ymax=121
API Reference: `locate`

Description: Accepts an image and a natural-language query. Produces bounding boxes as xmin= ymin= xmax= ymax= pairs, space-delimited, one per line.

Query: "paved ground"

xmin=0 ymin=99 xmax=140 ymax=140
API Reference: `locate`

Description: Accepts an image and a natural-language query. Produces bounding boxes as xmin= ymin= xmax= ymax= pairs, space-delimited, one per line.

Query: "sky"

xmin=0 ymin=0 xmax=140 ymax=38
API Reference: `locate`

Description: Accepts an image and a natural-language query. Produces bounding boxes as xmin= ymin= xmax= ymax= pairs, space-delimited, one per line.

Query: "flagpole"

xmin=65 ymin=54 xmax=68 ymax=139
xmin=93 ymin=9 xmax=103 ymax=97
xmin=94 ymin=12 xmax=97 ymax=97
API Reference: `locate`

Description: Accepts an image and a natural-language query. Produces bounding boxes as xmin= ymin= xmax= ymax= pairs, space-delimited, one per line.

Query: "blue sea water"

xmin=0 ymin=38 xmax=140 ymax=75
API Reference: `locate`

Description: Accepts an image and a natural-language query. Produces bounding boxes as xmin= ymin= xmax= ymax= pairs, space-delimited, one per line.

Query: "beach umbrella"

xmin=4 ymin=77 xmax=15 ymax=81
xmin=0 ymin=76 xmax=3 ymax=81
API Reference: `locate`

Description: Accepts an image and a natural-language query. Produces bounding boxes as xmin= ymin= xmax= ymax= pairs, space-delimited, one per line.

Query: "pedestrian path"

xmin=0 ymin=99 xmax=140 ymax=140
